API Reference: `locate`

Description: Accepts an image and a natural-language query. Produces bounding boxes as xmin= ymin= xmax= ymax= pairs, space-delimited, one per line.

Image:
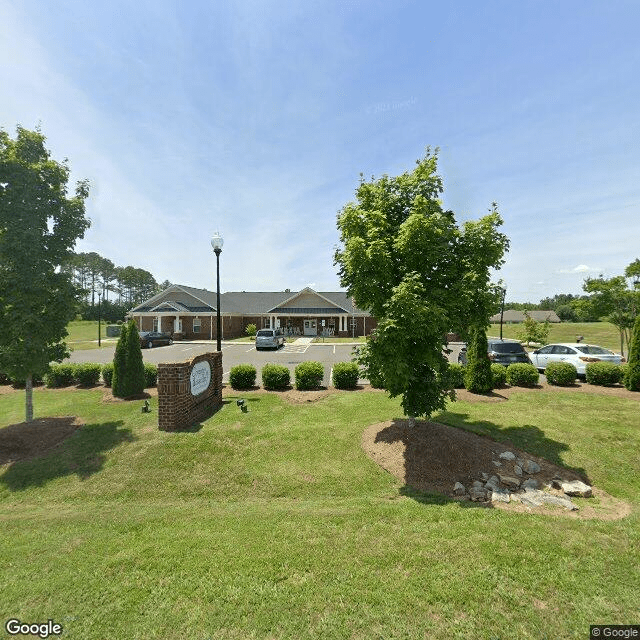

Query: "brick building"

xmin=129 ymin=284 xmax=376 ymax=340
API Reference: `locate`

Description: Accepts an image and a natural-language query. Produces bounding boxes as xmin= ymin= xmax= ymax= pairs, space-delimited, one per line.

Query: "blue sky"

xmin=1 ymin=0 xmax=639 ymax=302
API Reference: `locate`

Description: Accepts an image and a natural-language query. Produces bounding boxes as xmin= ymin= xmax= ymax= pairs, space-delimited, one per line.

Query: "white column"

xmin=210 ymin=314 xmax=213 ymax=340
xmin=156 ymin=315 xmax=161 ymax=332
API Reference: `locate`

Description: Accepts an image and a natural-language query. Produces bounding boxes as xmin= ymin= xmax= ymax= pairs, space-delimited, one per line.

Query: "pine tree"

xmin=464 ymin=327 xmax=494 ymax=393
xmin=111 ymin=322 xmax=129 ymax=398
xmin=625 ymin=314 xmax=640 ymax=391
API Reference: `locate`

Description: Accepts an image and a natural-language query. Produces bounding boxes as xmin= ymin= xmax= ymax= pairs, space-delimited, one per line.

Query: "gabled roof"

xmin=131 ymin=285 xmax=371 ymax=316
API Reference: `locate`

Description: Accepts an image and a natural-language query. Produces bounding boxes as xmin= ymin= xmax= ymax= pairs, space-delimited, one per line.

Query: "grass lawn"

xmin=65 ymin=320 xmax=118 ymax=351
xmin=490 ymin=321 xmax=622 ymax=352
xmin=1 ymin=386 xmax=638 ymax=639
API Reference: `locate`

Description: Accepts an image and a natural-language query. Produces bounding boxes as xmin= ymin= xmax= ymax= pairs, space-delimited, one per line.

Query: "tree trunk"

xmin=25 ymin=373 xmax=34 ymax=423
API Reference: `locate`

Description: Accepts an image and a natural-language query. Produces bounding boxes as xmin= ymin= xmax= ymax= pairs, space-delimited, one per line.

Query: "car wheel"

xmin=147 ymin=341 xmax=153 ymax=349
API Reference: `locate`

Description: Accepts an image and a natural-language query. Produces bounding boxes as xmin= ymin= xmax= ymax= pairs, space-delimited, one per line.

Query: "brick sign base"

xmin=157 ymin=352 xmax=223 ymax=431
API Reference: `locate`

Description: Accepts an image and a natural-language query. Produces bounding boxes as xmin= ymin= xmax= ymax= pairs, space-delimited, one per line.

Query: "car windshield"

xmin=257 ymin=330 xmax=274 ymax=337
xmin=576 ymin=345 xmax=612 ymax=355
xmin=490 ymin=342 xmax=525 ymax=354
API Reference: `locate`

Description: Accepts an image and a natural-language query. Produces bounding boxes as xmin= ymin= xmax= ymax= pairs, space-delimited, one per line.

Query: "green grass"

xmin=1 ymin=386 xmax=639 ymax=639
xmin=65 ymin=320 xmax=118 ymax=351
xmin=490 ymin=321 xmax=622 ymax=352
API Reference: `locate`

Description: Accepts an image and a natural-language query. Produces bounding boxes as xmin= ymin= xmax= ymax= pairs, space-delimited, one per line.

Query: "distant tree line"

xmin=62 ymin=251 xmax=171 ymax=322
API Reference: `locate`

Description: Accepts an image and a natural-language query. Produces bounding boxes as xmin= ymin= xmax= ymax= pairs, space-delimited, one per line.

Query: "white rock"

xmin=492 ymin=460 xmax=502 ymax=467
xmin=540 ymin=494 xmax=579 ymax=511
xmin=561 ymin=480 xmax=592 ymax=498
xmin=499 ymin=451 xmax=516 ymax=461
xmin=491 ymin=488 xmax=511 ymax=503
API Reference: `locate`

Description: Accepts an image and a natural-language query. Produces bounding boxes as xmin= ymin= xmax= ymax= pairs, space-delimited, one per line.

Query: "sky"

xmin=1 ymin=0 xmax=639 ymax=302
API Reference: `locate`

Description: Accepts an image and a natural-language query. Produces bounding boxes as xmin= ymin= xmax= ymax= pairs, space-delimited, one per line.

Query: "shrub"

xmin=505 ymin=363 xmax=539 ymax=387
xmin=545 ymin=361 xmax=577 ymax=386
xmin=44 ymin=363 xmax=76 ymax=388
xmin=261 ymin=364 xmax=290 ymax=390
xmin=490 ymin=363 xmax=507 ymax=388
xmin=245 ymin=323 xmax=257 ymax=338
xmin=585 ymin=362 xmax=622 ymax=386
xmin=0 ymin=371 xmax=10 ymax=385
xmin=113 ymin=320 xmax=145 ymax=398
xmin=625 ymin=314 xmax=640 ymax=391
xmin=295 ymin=361 xmax=324 ymax=390
xmin=229 ymin=364 xmax=257 ymax=390
xmin=73 ymin=363 xmax=102 ymax=386
xmin=10 ymin=373 xmax=43 ymax=388
xmin=102 ymin=363 xmax=114 ymax=387
xmin=445 ymin=363 xmax=466 ymax=389
xmin=332 ymin=362 xmax=359 ymax=389
xmin=111 ymin=322 xmax=128 ymax=396
xmin=464 ymin=327 xmax=493 ymax=393
xmin=144 ymin=363 xmax=158 ymax=388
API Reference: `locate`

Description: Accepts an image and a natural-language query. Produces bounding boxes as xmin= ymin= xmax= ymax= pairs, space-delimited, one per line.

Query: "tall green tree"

xmin=111 ymin=322 xmax=129 ymax=398
xmin=0 ymin=126 xmax=90 ymax=421
xmin=583 ymin=260 xmax=640 ymax=357
xmin=334 ymin=149 xmax=509 ymax=420
xmin=625 ymin=314 xmax=640 ymax=391
xmin=464 ymin=327 xmax=493 ymax=393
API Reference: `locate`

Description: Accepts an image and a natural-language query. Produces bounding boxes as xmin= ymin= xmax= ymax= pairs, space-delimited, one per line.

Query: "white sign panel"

xmin=190 ymin=361 xmax=211 ymax=396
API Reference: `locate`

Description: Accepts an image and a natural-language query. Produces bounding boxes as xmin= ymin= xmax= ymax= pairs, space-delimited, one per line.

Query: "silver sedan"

xmin=529 ymin=343 xmax=623 ymax=376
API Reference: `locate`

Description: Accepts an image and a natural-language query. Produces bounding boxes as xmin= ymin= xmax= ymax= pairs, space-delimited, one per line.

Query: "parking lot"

xmin=67 ymin=339 xmax=466 ymax=387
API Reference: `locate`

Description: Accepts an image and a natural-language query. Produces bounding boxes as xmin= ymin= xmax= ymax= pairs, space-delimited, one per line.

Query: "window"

xmin=153 ymin=318 xmax=159 ymax=332
xmin=193 ymin=317 xmax=201 ymax=333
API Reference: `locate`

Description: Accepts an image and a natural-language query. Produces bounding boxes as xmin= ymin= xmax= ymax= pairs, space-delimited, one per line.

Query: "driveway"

xmin=67 ymin=339 xmax=465 ymax=387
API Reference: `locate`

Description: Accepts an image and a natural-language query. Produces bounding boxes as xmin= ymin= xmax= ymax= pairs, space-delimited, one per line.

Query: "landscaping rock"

xmin=522 ymin=478 xmax=540 ymax=491
xmin=522 ymin=459 xmax=541 ymax=474
xmin=469 ymin=486 xmax=486 ymax=502
xmin=540 ymin=494 xmax=579 ymax=511
xmin=492 ymin=460 xmax=502 ymax=467
xmin=560 ymin=480 xmax=592 ymax=498
xmin=514 ymin=465 xmax=523 ymax=476
xmin=481 ymin=472 xmax=489 ymax=481
xmin=453 ymin=482 xmax=466 ymax=496
xmin=491 ymin=487 xmax=511 ymax=503
xmin=499 ymin=475 xmax=521 ymax=489
xmin=499 ymin=451 xmax=516 ymax=461
xmin=485 ymin=475 xmax=500 ymax=491
xmin=519 ymin=490 xmax=545 ymax=508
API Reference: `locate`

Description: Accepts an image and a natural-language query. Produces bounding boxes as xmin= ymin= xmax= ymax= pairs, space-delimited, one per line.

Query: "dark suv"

xmin=458 ymin=338 xmax=531 ymax=367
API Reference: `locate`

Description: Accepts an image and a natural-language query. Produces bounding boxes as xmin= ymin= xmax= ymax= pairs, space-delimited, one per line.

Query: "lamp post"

xmin=97 ymin=291 xmax=102 ymax=347
xmin=211 ymin=232 xmax=224 ymax=352
xmin=499 ymin=287 xmax=506 ymax=340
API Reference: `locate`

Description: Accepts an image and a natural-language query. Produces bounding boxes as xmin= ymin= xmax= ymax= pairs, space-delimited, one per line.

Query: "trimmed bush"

xmin=261 ymin=364 xmax=290 ymax=390
xmin=585 ymin=362 xmax=622 ymax=386
xmin=144 ymin=363 xmax=158 ymax=388
xmin=111 ymin=322 xmax=128 ymax=396
xmin=112 ymin=320 xmax=145 ymax=398
xmin=44 ymin=363 xmax=76 ymax=388
xmin=332 ymin=362 xmax=359 ymax=389
xmin=245 ymin=323 xmax=257 ymax=338
xmin=625 ymin=314 xmax=640 ymax=391
xmin=464 ymin=327 xmax=493 ymax=393
xmin=505 ymin=363 xmax=539 ymax=387
xmin=73 ymin=363 xmax=102 ymax=386
xmin=446 ymin=363 xmax=466 ymax=389
xmin=490 ymin=363 xmax=507 ymax=388
xmin=102 ymin=363 xmax=114 ymax=387
xmin=10 ymin=373 xmax=43 ymax=388
xmin=545 ymin=361 xmax=577 ymax=386
xmin=295 ymin=361 xmax=324 ymax=390
xmin=229 ymin=364 xmax=257 ymax=390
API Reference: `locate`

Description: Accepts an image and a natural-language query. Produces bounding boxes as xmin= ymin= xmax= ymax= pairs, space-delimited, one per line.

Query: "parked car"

xmin=529 ymin=343 xmax=623 ymax=376
xmin=139 ymin=331 xmax=173 ymax=349
xmin=255 ymin=328 xmax=285 ymax=350
xmin=458 ymin=338 xmax=531 ymax=367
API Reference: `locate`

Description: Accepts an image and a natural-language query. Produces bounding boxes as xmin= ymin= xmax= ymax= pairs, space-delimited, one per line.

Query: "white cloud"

xmin=557 ymin=264 xmax=601 ymax=274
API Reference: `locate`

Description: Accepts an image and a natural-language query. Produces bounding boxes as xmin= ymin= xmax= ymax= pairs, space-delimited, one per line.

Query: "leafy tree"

xmin=0 ymin=126 xmax=90 ymax=421
xmin=625 ymin=313 xmax=640 ymax=391
xmin=464 ymin=327 xmax=493 ymax=393
xmin=555 ymin=304 xmax=578 ymax=322
xmin=334 ymin=149 xmax=509 ymax=421
xmin=583 ymin=262 xmax=640 ymax=356
xmin=517 ymin=312 xmax=550 ymax=346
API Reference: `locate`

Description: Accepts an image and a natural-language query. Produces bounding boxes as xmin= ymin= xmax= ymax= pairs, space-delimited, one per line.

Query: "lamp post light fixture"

xmin=211 ymin=232 xmax=224 ymax=352
xmin=97 ymin=291 xmax=102 ymax=347
xmin=499 ymin=287 xmax=507 ymax=340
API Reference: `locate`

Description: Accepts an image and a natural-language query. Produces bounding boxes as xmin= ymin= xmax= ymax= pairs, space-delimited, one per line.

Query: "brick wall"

xmin=157 ymin=352 xmax=223 ymax=431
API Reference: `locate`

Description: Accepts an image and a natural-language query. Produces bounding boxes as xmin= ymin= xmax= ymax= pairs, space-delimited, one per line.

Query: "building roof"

xmin=130 ymin=285 xmax=370 ymax=316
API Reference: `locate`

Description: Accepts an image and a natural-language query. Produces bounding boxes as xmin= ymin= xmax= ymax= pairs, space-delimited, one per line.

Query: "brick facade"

xmin=157 ymin=352 xmax=223 ymax=431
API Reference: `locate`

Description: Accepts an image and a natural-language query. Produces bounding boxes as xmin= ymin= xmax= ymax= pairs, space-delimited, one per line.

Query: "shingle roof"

xmin=131 ymin=286 xmax=370 ymax=316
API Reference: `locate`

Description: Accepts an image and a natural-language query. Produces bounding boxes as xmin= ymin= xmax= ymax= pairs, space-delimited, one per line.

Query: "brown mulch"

xmin=361 ymin=418 xmax=631 ymax=520
xmin=0 ymin=417 xmax=83 ymax=465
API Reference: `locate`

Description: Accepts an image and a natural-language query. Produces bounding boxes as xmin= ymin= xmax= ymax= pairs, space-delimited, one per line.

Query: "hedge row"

xmin=44 ymin=362 xmax=158 ymax=389
xmin=228 ymin=362 xmax=361 ymax=391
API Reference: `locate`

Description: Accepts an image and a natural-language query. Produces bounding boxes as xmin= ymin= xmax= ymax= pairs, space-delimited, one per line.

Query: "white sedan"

xmin=529 ymin=343 xmax=623 ymax=376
